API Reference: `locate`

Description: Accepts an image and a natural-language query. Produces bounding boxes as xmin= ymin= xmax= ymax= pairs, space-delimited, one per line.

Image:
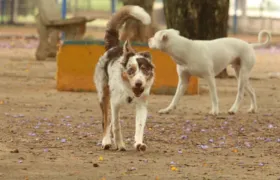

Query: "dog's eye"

xmin=127 ymin=67 xmax=135 ymax=75
xmin=141 ymin=66 xmax=150 ymax=75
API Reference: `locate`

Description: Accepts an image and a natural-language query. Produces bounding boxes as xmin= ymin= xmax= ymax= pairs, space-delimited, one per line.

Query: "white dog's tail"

xmin=104 ymin=5 xmax=151 ymax=51
xmin=251 ymin=30 xmax=271 ymax=48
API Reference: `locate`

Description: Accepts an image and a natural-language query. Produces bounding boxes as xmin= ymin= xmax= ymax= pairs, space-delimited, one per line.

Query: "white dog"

xmin=148 ymin=29 xmax=271 ymax=115
xmin=94 ymin=6 xmax=154 ymax=151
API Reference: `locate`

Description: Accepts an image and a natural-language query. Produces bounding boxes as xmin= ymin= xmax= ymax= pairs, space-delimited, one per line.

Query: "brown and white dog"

xmin=94 ymin=6 xmax=154 ymax=151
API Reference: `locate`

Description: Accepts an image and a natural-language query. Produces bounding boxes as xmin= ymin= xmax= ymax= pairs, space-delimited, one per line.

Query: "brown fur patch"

xmin=100 ymin=85 xmax=110 ymax=137
xmin=122 ymin=52 xmax=136 ymax=68
xmin=121 ymin=71 xmax=129 ymax=82
xmin=104 ymin=29 xmax=120 ymax=51
xmin=136 ymin=57 xmax=154 ymax=80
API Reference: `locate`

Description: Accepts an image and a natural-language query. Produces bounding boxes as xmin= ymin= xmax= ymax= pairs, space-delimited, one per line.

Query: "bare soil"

xmin=0 ymin=29 xmax=280 ymax=180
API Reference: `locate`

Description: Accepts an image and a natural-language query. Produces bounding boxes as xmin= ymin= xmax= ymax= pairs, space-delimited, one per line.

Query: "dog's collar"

xmin=127 ymin=96 xmax=133 ymax=103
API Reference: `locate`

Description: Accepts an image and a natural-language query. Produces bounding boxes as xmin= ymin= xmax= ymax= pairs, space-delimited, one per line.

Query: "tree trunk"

xmin=163 ymin=0 xmax=230 ymax=78
xmin=120 ymin=0 xmax=156 ymax=42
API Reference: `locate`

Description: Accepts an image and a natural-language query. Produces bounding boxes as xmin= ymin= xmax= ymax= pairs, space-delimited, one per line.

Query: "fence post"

xmin=1 ymin=0 xmax=6 ymax=24
xmin=61 ymin=0 xmax=67 ymax=40
xmin=233 ymin=0 xmax=238 ymax=34
xmin=62 ymin=0 xmax=67 ymax=19
xmin=111 ymin=0 xmax=117 ymax=14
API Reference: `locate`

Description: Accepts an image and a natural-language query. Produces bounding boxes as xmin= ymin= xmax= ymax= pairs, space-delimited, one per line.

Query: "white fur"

xmin=129 ymin=6 xmax=151 ymax=25
xmin=94 ymin=50 xmax=154 ymax=151
xmin=148 ymin=29 xmax=271 ymax=115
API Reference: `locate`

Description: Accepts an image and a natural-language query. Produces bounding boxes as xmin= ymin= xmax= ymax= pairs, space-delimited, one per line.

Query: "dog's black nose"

xmin=135 ymin=81 xmax=142 ymax=88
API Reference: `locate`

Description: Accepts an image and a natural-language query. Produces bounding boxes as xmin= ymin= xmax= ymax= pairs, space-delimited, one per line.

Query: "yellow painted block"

xmin=56 ymin=41 xmax=199 ymax=95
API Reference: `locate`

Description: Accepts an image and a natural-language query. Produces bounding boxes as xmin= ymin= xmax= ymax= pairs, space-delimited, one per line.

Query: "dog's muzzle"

xmin=132 ymin=87 xmax=144 ymax=97
xmin=133 ymin=80 xmax=144 ymax=97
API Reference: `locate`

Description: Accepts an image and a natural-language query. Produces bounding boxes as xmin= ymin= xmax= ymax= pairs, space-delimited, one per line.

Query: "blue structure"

xmin=233 ymin=0 xmax=238 ymax=34
xmin=111 ymin=0 xmax=117 ymax=14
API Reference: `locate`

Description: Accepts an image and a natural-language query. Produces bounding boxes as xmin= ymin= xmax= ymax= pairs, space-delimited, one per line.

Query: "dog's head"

xmin=148 ymin=29 xmax=180 ymax=50
xmin=121 ymin=40 xmax=154 ymax=97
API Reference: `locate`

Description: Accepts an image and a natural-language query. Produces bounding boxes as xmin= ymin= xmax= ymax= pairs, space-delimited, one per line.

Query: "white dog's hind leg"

xmin=233 ymin=66 xmax=257 ymax=113
xmin=245 ymin=82 xmax=257 ymax=113
xmin=110 ymin=100 xmax=126 ymax=151
xmin=158 ymin=66 xmax=190 ymax=114
xmin=204 ymin=75 xmax=219 ymax=115
xmin=229 ymin=69 xmax=248 ymax=114
xmin=134 ymin=100 xmax=148 ymax=151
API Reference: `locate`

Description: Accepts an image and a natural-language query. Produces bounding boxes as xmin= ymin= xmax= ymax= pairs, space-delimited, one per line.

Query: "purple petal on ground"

xmin=180 ymin=135 xmax=187 ymax=140
xmin=178 ymin=149 xmax=183 ymax=154
xmin=170 ymin=161 xmax=176 ymax=165
xmin=34 ymin=125 xmax=39 ymax=129
xmin=244 ymin=142 xmax=251 ymax=148
xmin=44 ymin=148 xmax=49 ymax=152
xmin=4 ymin=113 xmax=9 ymax=116
xmin=185 ymin=128 xmax=191 ymax=132
xmin=186 ymin=120 xmax=190 ymax=123
xmin=219 ymin=141 xmax=225 ymax=145
xmin=143 ymin=159 xmax=148 ymax=163
xmin=259 ymin=162 xmax=264 ymax=166
xmin=240 ymin=128 xmax=245 ymax=131
xmin=224 ymin=121 xmax=228 ymax=125
xmin=65 ymin=116 xmax=71 ymax=119
xmin=264 ymin=138 xmax=272 ymax=142
xmin=209 ymin=139 xmax=214 ymax=143
xmin=18 ymin=160 xmax=23 ymax=163
xmin=277 ymin=138 xmax=280 ymax=143
xmin=128 ymin=167 xmax=136 ymax=171
xmin=253 ymin=119 xmax=257 ymax=123
xmin=61 ymin=138 xmax=66 ymax=143
xmin=96 ymin=142 xmax=102 ymax=146
xmin=268 ymin=124 xmax=274 ymax=129
xmin=199 ymin=145 xmax=209 ymax=149
xmin=201 ymin=129 xmax=206 ymax=132
xmin=263 ymin=113 xmax=272 ymax=116
xmin=43 ymin=118 xmax=48 ymax=121
xmin=28 ymin=132 xmax=36 ymax=136
xmin=18 ymin=114 xmax=24 ymax=117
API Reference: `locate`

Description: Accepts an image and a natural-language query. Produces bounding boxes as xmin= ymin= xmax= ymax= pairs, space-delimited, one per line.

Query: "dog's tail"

xmin=104 ymin=5 xmax=151 ymax=51
xmin=251 ymin=30 xmax=271 ymax=48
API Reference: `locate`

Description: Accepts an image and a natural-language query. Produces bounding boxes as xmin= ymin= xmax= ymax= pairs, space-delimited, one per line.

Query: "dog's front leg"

xmin=205 ymin=75 xmax=219 ymax=115
xmin=158 ymin=67 xmax=190 ymax=114
xmin=110 ymin=100 xmax=126 ymax=151
xmin=134 ymin=100 xmax=148 ymax=151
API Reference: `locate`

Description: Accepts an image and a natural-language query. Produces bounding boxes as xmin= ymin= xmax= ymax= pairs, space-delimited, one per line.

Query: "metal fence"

xmin=0 ymin=0 xmax=117 ymax=25
xmin=1 ymin=0 xmax=280 ymax=34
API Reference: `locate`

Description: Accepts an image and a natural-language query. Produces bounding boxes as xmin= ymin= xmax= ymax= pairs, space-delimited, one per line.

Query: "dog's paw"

xmin=116 ymin=141 xmax=126 ymax=151
xmin=134 ymin=143 xmax=147 ymax=152
xmin=116 ymin=147 xmax=126 ymax=151
xmin=228 ymin=106 xmax=238 ymax=115
xmin=102 ymin=144 xmax=112 ymax=150
xmin=102 ymin=137 xmax=112 ymax=150
xmin=228 ymin=110 xmax=236 ymax=115
xmin=158 ymin=108 xmax=172 ymax=114
xmin=247 ymin=108 xmax=257 ymax=114
xmin=209 ymin=109 xmax=219 ymax=116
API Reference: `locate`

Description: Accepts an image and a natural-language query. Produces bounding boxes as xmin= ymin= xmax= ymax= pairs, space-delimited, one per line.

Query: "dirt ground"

xmin=0 ymin=27 xmax=280 ymax=180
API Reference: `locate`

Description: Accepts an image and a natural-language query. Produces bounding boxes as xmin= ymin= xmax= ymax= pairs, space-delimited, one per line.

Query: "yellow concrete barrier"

xmin=56 ymin=40 xmax=199 ymax=95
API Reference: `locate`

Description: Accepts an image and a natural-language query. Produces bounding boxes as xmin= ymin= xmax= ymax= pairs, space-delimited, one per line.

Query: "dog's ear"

xmin=161 ymin=33 xmax=168 ymax=42
xmin=123 ymin=40 xmax=135 ymax=54
xmin=170 ymin=29 xmax=180 ymax=35
xmin=139 ymin=51 xmax=152 ymax=60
